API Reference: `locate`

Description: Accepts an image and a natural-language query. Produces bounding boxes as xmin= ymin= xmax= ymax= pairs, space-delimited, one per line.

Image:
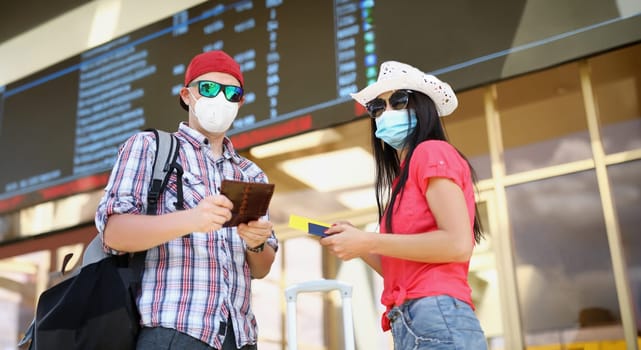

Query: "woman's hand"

xmin=320 ymin=222 xmax=373 ymax=260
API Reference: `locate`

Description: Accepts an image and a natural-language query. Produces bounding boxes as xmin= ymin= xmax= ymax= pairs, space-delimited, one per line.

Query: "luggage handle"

xmin=285 ymin=279 xmax=352 ymax=298
xmin=285 ymin=279 xmax=355 ymax=350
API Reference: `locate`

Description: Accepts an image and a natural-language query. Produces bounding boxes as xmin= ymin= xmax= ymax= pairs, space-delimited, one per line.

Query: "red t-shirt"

xmin=379 ymin=140 xmax=476 ymax=331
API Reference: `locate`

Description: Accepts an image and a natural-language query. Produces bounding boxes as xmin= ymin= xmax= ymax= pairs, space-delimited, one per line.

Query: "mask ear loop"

xmin=180 ymin=88 xmax=198 ymax=115
xmin=186 ymin=88 xmax=200 ymax=110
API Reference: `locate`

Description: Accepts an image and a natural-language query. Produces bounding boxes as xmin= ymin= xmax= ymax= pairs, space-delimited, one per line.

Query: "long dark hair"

xmin=370 ymin=90 xmax=484 ymax=243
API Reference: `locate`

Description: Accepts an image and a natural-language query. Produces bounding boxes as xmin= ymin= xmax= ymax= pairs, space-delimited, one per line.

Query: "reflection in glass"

xmin=590 ymin=43 xmax=641 ymax=155
xmin=608 ymin=160 xmax=641 ymax=333
xmin=507 ymin=170 xmax=623 ymax=345
xmin=469 ymin=201 xmax=504 ymax=346
xmin=0 ymin=251 xmax=49 ymax=348
xmin=444 ymin=88 xmax=492 ymax=180
xmin=284 ymin=237 xmax=324 ymax=347
xmin=496 ymin=63 xmax=590 ymax=174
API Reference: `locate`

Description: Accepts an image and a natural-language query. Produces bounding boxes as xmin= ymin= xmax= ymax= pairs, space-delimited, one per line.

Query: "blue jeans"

xmin=387 ymin=295 xmax=488 ymax=350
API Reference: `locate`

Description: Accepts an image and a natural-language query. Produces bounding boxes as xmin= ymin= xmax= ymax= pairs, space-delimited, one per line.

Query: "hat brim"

xmin=350 ymin=77 xmax=414 ymax=107
xmin=350 ymin=76 xmax=457 ymax=117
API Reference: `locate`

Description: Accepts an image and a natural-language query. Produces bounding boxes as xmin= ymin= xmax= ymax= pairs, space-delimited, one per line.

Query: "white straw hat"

xmin=350 ymin=61 xmax=458 ymax=117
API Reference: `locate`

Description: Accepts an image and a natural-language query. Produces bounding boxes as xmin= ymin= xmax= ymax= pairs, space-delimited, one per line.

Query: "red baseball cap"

xmin=179 ymin=50 xmax=244 ymax=110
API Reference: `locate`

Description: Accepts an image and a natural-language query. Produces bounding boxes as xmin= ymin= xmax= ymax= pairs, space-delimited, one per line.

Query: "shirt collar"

xmin=177 ymin=122 xmax=243 ymax=164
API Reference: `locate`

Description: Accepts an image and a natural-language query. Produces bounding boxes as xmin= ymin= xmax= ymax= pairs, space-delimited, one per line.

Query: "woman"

xmin=321 ymin=60 xmax=488 ymax=349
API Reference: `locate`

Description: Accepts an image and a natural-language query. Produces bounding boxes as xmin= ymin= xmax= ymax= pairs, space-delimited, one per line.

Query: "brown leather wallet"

xmin=220 ymin=180 xmax=275 ymax=227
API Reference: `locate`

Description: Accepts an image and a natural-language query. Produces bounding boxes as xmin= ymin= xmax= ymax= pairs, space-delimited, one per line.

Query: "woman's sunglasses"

xmin=365 ymin=90 xmax=412 ymax=118
xmin=188 ymin=80 xmax=244 ymax=102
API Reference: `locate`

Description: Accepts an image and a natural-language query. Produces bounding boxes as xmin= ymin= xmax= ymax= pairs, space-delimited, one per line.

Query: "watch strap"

xmin=247 ymin=242 xmax=265 ymax=253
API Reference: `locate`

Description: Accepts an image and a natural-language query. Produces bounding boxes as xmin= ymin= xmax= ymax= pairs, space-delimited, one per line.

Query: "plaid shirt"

xmin=95 ymin=122 xmax=277 ymax=348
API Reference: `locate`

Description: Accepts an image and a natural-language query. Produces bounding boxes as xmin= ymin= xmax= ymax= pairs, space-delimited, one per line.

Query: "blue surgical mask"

xmin=374 ymin=109 xmax=417 ymax=150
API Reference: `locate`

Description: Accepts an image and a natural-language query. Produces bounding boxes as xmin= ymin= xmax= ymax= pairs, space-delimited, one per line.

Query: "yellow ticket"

xmin=288 ymin=214 xmax=330 ymax=237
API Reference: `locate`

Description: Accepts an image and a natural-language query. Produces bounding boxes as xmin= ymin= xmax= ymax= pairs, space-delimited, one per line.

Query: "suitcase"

xmin=284 ymin=279 xmax=355 ymax=350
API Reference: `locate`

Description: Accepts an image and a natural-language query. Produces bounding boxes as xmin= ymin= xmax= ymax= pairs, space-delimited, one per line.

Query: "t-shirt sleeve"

xmin=410 ymin=140 xmax=468 ymax=194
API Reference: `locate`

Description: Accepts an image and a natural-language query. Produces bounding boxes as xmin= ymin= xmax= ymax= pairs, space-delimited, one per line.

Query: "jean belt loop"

xmin=387 ymin=306 xmax=401 ymax=322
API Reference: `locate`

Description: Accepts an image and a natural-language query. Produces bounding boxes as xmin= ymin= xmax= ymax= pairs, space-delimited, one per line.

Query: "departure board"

xmin=0 ymin=0 xmax=375 ymax=212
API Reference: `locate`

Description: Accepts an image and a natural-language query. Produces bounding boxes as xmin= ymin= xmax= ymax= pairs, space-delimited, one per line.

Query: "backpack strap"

xmin=146 ymin=129 xmax=184 ymax=214
xmin=130 ymin=129 xmax=184 ymax=295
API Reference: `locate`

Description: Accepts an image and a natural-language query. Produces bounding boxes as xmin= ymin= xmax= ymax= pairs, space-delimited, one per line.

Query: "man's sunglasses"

xmin=366 ymin=90 xmax=412 ymax=118
xmin=188 ymin=80 xmax=244 ymax=102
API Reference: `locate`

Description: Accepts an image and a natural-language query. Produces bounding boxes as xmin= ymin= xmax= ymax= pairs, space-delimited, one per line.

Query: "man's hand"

xmin=237 ymin=219 xmax=273 ymax=250
xmin=190 ymin=195 xmax=234 ymax=233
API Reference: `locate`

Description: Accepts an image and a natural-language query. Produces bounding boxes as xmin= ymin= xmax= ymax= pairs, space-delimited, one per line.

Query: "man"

xmin=95 ymin=50 xmax=277 ymax=350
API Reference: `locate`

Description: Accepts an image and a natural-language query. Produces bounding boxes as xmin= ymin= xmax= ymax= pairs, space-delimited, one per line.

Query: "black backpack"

xmin=19 ymin=129 xmax=183 ymax=350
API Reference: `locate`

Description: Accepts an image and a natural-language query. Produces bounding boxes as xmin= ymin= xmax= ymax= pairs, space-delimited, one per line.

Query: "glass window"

xmin=469 ymin=199 xmax=504 ymax=347
xmin=608 ymin=160 xmax=641 ymax=333
xmin=288 ymin=237 xmax=324 ymax=348
xmin=507 ymin=170 xmax=623 ymax=346
xmin=590 ymin=43 xmax=641 ymax=155
xmin=496 ymin=63 xmax=591 ymax=174
xmin=252 ymin=235 xmax=325 ymax=349
xmin=251 ymin=252 xmax=282 ymax=350
xmin=0 ymin=251 xmax=50 ymax=348
xmin=250 ymin=278 xmax=282 ymax=350
xmin=444 ymin=87 xmax=492 ymax=180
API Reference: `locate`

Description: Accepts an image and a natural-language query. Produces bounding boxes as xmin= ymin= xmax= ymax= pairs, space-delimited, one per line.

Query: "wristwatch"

xmin=247 ymin=242 xmax=265 ymax=253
